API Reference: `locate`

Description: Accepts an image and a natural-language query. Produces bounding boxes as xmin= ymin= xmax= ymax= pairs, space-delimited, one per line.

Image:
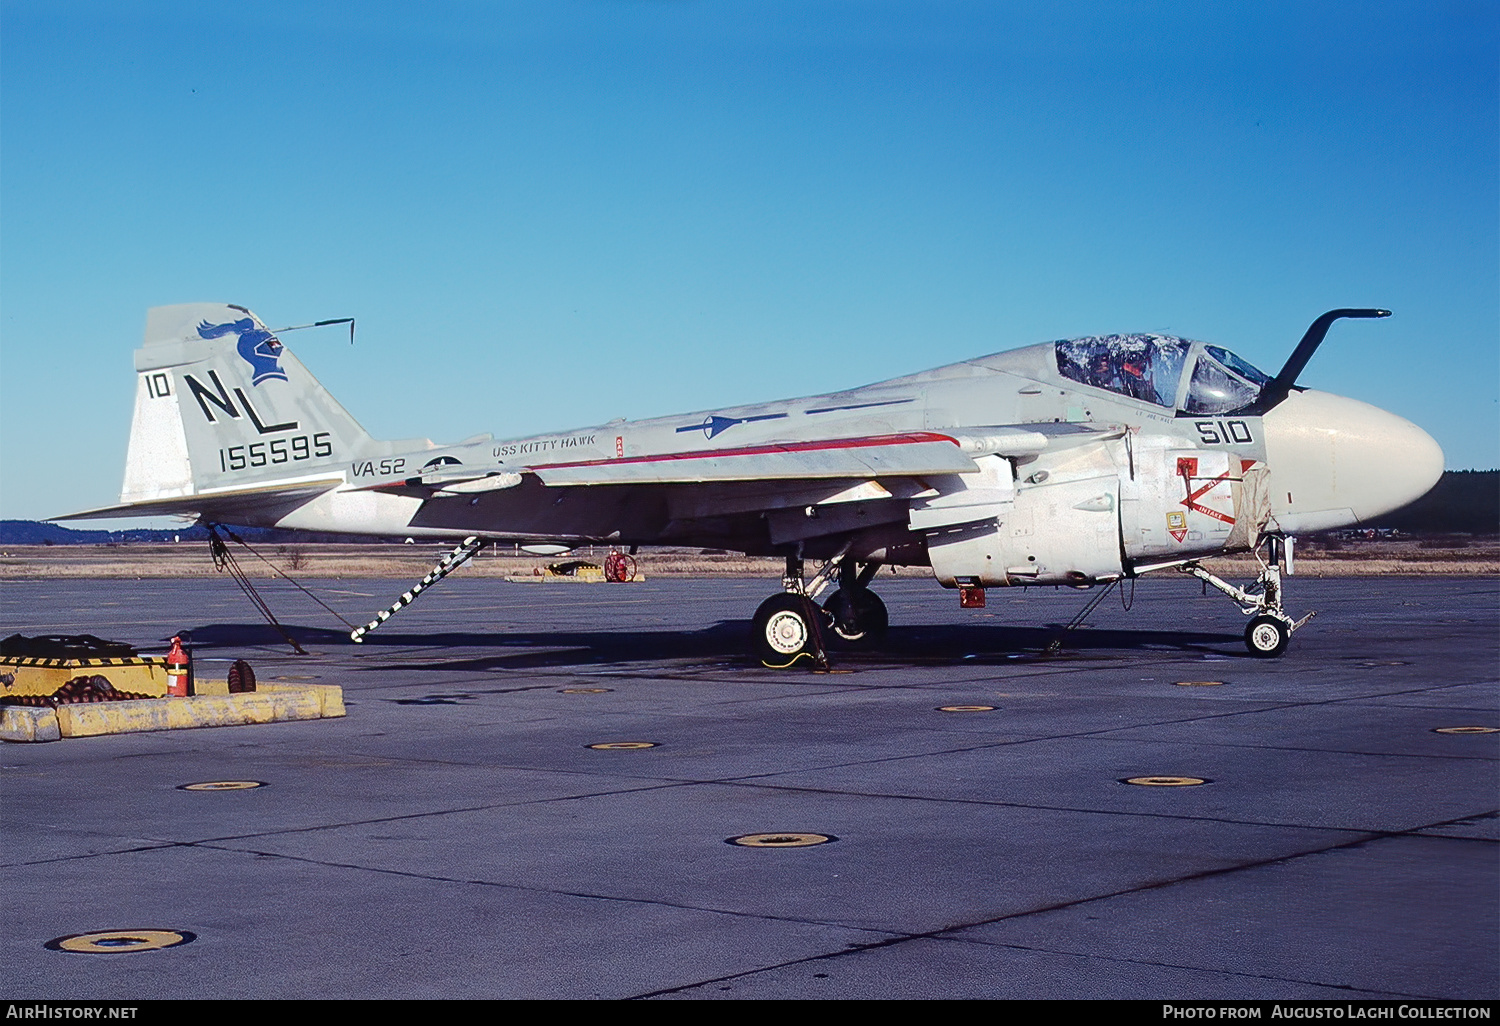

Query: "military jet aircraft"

xmin=59 ymin=303 xmax=1443 ymax=664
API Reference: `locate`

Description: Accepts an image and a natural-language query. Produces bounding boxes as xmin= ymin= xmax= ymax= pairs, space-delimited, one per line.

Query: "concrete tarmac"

xmin=3 ymin=574 xmax=1496 ymax=1000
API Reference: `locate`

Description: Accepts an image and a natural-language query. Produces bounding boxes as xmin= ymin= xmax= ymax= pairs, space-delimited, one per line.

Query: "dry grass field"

xmin=0 ymin=537 xmax=1494 ymax=580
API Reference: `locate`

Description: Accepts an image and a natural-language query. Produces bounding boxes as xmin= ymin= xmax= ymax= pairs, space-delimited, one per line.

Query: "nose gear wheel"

xmin=1245 ymin=615 xmax=1290 ymax=657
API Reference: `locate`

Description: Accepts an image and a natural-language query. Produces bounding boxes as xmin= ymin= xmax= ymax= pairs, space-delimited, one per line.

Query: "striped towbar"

xmin=350 ymin=536 xmax=485 ymax=643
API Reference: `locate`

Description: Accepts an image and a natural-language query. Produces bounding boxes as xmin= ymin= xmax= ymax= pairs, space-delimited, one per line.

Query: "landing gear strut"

xmin=751 ymin=554 xmax=887 ymax=668
xmin=1179 ymin=535 xmax=1310 ymax=658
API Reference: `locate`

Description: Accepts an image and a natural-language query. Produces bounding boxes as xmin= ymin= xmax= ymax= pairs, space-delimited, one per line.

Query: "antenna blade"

xmin=315 ymin=318 xmax=356 ymax=344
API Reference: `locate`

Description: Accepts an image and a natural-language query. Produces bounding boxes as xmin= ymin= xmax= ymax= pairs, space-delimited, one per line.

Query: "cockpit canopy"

xmin=1055 ymin=334 xmax=1271 ymax=415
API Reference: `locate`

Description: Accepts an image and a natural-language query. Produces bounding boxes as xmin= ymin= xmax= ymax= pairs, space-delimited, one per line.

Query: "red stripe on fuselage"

xmin=526 ymin=432 xmax=961 ymax=471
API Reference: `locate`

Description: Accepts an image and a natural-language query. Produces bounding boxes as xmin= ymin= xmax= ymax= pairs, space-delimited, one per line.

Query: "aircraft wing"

xmin=530 ymin=432 xmax=984 ymax=486
xmin=369 ymin=425 xmax=1121 ymax=551
xmin=354 ymin=431 xmax=997 ymax=500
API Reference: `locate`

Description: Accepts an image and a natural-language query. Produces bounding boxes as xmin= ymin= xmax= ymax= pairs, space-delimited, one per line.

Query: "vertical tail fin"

xmin=123 ymin=303 xmax=375 ymax=504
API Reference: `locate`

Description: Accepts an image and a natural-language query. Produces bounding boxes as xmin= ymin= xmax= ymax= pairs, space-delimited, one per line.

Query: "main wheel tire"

xmin=752 ymin=594 xmax=820 ymax=667
xmin=1245 ymin=615 xmax=1290 ymax=658
xmin=822 ymin=590 xmax=889 ymax=646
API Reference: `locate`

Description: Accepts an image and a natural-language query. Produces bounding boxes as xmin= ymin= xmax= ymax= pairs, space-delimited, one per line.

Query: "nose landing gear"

xmin=1179 ymin=535 xmax=1311 ymax=658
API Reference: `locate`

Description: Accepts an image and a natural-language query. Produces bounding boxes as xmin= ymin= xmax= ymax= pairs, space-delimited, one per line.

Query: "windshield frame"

xmin=1179 ymin=344 xmax=1272 ymax=416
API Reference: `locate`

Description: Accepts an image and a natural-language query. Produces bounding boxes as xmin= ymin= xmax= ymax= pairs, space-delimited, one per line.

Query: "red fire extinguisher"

xmin=165 ymin=636 xmax=190 ymax=698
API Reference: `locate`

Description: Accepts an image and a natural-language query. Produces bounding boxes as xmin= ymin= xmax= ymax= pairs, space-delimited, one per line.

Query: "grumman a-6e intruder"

xmin=61 ymin=303 xmax=1443 ymax=665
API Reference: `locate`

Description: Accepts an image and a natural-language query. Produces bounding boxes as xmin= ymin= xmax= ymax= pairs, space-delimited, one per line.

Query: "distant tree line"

xmin=1366 ymin=470 xmax=1498 ymax=535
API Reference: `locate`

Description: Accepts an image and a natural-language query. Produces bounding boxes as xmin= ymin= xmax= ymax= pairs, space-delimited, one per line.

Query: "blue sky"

xmin=2 ymin=0 xmax=1495 ymax=524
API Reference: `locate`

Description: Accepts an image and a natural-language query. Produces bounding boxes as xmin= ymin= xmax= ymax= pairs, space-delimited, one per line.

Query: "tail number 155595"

xmin=219 ymin=432 xmax=332 ymax=472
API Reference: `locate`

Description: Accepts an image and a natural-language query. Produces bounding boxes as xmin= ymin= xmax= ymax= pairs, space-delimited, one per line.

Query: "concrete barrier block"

xmin=1 ymin=705 xmax=62 ymax=743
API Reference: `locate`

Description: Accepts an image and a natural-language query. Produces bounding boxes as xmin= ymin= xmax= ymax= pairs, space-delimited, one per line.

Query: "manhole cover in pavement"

xmin=47 ymin=930 xmax=196 ymax=954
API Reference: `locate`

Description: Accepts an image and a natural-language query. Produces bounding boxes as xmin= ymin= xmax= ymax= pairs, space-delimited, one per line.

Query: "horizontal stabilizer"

xmin=53 ymin=477 xmax=344 ymax=523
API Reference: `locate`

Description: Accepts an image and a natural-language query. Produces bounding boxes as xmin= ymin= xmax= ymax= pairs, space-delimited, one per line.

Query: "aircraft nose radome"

xmin=1262 ymin=390 xmax=1443 ymax=534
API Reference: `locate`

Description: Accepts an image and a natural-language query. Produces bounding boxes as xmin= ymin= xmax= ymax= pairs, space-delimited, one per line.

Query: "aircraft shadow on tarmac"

xmin=180 ymin=620 xmax=1245 ymax=671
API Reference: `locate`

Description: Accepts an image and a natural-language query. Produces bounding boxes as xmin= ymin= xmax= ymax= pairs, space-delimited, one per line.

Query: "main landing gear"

xmin=1179 ymin=535 xmax=1309 ymax=658
xmin=823 ymin=560 xmax=889 ymax=644
xmin=751 ymin=555 xmax=888 ymax=668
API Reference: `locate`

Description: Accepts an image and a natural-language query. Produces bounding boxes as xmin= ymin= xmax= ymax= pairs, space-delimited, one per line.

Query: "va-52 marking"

xmin=351 ymin=457 xmax=407 ymax=478
xmin=60 ymin=303 xmax=1442 ymax=664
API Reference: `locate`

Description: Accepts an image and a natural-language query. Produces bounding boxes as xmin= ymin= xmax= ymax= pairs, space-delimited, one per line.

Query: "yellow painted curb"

xmin=0 ymin=704 xmax=61 ymax=742
xmin=503 ymin=574 xmax=647 ymax=583
xmin=258 ymin=683 xmax=346 ymax=718
xmin=177 ymin=680 xmax=345 ymax=717
xmin=2 ymin=684 xmax=344 ymax=742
